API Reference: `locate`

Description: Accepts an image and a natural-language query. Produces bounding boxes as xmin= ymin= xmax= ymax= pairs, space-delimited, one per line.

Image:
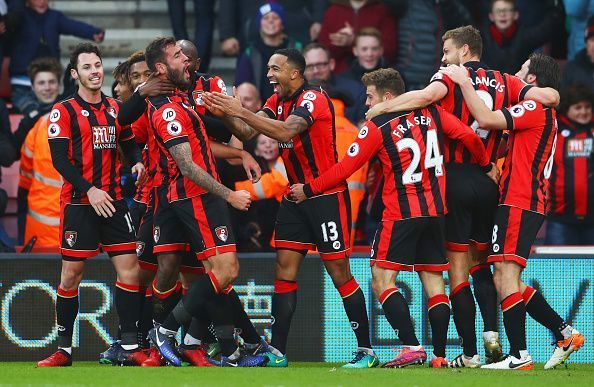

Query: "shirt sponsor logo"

xmin=358 ymin=126 xmax=368 ymax=139
xmin=567 ymin=138 xmax=593 ymax=158
xmin=49 ymin=109 xmax=60 ymax=122
xmin=92 ymin=126 xmax=117 ymax=149
xmin=303 ymin=91 xmax=317 ymax=101
xmin=162 ymin=108 xmax=176 ymax=121
xmin=278 ymin=139 xmax=293 ymax=149
xmin=522 ymin=100 xmax=537 ymax=111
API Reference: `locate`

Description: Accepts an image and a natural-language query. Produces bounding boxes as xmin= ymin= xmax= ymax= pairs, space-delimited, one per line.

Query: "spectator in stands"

xmin=565 ymin=0 xmax=594 ymax=60
xmin=234 ymin=3 xmax=302 ymax=102
xmin=9 ymin=0 xmax=104 ymax=116
xmin=480 ymin=0 xmax=563 ymax=74
xmin=302 ymin=42 xmax=366 ymax=123
xmin=16 ymin=56 xmax=61 ymax=246
xmin=218 ymin=0 xmax=327 ymax=57
xmin=319 ymin=0 xmax=397 ymax=73
xmin=385 ymin=0 xmax=472 ymax=91
xmin=563 ymin=15 xmax=594 ymax=90
xmin=236 ymin=82 xmax=262 ymax=114
xmin=546 ymin=83 xmax=594 ymax=245
xmin=343 ymin=28 xmax=386 ymax=84
xmin=166 ymin=0 xmax=214 ymax=72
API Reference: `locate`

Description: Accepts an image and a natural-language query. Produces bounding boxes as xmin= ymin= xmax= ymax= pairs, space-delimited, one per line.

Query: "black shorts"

xmin=136 ymin=205 xmax=204 ymax=274
xmin=445 ymin=163 xmax=499 ymax=252
xmin=59 ymin=200 xmax=136 ymax=259
xmin=153 ymin=191 xmax=236 ymax=260
xmin=487 ymin=205 xmax=544 ymax=268
xmin=274 ymin=190 xmax=351 ymax=260
xmin=370 ymin=216 xmax=449 ymax=272
xmin=130 ymin=200 xmax=147 ymax=230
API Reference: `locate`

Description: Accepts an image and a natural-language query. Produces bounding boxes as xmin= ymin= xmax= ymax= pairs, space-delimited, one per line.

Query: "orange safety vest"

xmin=235 ymin=158 xmax=288 ymax=202
xmin=23 ymin=114 xmax=63 ymax=247
xmin=332 ymin=98 xmax=368 ymax=238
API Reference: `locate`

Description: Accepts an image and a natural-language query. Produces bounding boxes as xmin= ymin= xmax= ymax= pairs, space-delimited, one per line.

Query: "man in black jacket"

xmin=563 ymin=15 xmax=594 ymax=91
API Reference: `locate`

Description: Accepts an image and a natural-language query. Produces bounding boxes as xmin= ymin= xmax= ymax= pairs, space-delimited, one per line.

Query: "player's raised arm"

xmin=440 ymin=65 xmax=507 ymax=130
xmin=365 ymin=81 xmax=448 ymax=120
xmin=290 ymin=123 xmax=382 ymax=203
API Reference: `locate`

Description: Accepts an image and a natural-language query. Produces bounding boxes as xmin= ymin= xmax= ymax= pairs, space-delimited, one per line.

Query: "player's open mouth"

xmin=270 ymin=80 xmax=280 ymax=94
xmin=89 ymin=76 xmax=101 ymax=84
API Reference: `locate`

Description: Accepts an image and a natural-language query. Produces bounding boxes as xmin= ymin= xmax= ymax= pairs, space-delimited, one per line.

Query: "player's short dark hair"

xmin=355 ymin=27 xmax=382 ymax=46
xmin=112 ymin=60 xmax=130 ymax=85
xmin=69 ymin=43 xmax=102 ymax=70
xmin=128 ymin=50 xmax=146 ymax=68
xmin=361 ymin=68 xmax=405 ymax=97
xmin=274 ymin=48 xmax=306 ymax=76
xmin=527 ymin=53 xmax=561 ymax=92
xmin=28 ymin=57 xmax=62 ymax=83
xmin=490 ymin=0 xmax=515 ymax=11
xmin=442 ymin=25 xmax=483 ymax=58
xmin=559 ymin=83 xmax=594 ymax=115
xmin=145 ymin=37 xmax=176 ymax=72
xmin=302 ymin=42 xmax=331 ymax=59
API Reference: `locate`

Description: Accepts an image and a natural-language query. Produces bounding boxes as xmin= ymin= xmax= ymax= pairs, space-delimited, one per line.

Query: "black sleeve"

xmin=10 ymin=114 xmax=38 ymax=155
xmin=119 ymin=137 xmax=142 ymax=165
xmin=49 ymin=138 xmax=93 ymax=193
xmin=0 ymin=101 xmax=16 ymax=166
xmin=118 ymin=91 xmax=148 ymax=126
xmin=202 ymin=114 xmax=232 ymax=143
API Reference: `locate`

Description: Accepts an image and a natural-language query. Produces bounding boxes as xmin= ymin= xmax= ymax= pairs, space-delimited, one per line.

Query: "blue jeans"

xmin=166 ymin=0 xmax=214 ymax=72
xmin=544 ymin=220 xmax=594 ymax=245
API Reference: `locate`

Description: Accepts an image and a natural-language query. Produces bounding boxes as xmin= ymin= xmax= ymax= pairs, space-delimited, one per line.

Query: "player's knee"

xmin=60 ymin=271 xmax=82 ymax=290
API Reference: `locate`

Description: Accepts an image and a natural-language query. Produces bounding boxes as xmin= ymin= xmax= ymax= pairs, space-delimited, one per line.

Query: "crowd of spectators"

xmin=0 ymin=0 xmax=592 ymax=251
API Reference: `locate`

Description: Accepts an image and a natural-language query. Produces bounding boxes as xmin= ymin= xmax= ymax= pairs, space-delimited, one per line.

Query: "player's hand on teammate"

xmin=87 ymin=186 xmax=116 ymax=218
xmin=204 ymin=88 xmax=244 ymax=117
xmin=439 ymin=64 xmax=469 ymax=85
xmin=132 ymin=162 xmax=147 ymax=187
xmin=138 ymin=73 xmax=176 ymax=97
xmin=227 ymin=190 xmax=252 ymax=211
xmin=365 ymin=100 xmax=388 ymax=120
xmin=485 ymin=163 xmax=500 ymax=185
xmin=289 ymin=184 xmax=307 ymax=203
xmin=240 ymin=151 xmax=262 ymax=183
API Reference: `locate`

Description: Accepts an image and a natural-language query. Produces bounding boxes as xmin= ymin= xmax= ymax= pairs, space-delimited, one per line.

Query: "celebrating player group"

xmin=37 ymin=25 xmax=583 ymax=371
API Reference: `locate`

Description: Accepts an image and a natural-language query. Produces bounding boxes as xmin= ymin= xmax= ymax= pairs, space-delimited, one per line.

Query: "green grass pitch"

xmin=1 ymin=362 xmax=593 ymax=387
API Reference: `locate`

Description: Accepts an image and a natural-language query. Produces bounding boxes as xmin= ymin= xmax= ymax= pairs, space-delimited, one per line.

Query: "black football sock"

xmin=162 ymin=273 xmax=219 ymax=332
xmin=470 ymin=264 xmax=498 ymax=332
xmin=501 ymin=292 xmax=527 ymax=358
xmin=151 ymin=280 xmax=181 ymax=325
xmin=139 ymin=287 xmax=153 ymax=347
xmin=338 ymin=278 xmax=372 ymax=350
xmin=428 ymin=294 xmax=450 ymax=358
xmin=56 ymin=287 xmax=79 ymax=349
xmin=208 ymin=294 xmax=237 ymax=357
xmin=227 ymin=288 xmax=261 ymax=345
xmin=379 ymin=288 xmax=419 ymax=346
xmin=115 ymin=282 xmax=142 ymax=346
xmin=450 ymin=281 xmax=478 ymax=356
xmin=522 ymin=286 xmax=566 ymax=341
xmin=270 ymin=280 xmax=298 ymax=355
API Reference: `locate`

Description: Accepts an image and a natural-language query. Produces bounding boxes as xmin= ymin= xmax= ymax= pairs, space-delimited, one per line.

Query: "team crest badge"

xmin=107 ymin=107 xmax=117 ymax=118
xmin=215 ymin=226 xmax=228 ymax=242
xmin=192 ymin=91 xmax=204 ymax=106
xmin=136 ymin=242 xmax=145 ymax=256
xmin=65 ymin=231 xmax=77 ymax=247
xmin=153 ymin=226 xmax=160 ymax=243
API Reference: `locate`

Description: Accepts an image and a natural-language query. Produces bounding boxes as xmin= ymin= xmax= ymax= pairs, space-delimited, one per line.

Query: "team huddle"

xmin=37 ymin=25 xmax=584 ymax=370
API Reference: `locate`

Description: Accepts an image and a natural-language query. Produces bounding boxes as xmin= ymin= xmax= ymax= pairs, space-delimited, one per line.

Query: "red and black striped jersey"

xmin=499 ymin=100 xmax=558 ymax=214
xmin=131 ymin=112 xmax=154 ymax=205
xmin=548 ymin=115 xmax=594 ymax=220
xmin=188 ymin=72 xmax=227 ymax=116
xmin=306 ymin=105 xmax=489 ymax=220
xmin=148 ymin=92 xmax=219 ymax=202
xmin=430 ymin=61 xmax=532 ymax=164
xmin=261 ymin=85 xmax=346 ymax=193
xmin=48 ymin=93 xmax=133 ymax=204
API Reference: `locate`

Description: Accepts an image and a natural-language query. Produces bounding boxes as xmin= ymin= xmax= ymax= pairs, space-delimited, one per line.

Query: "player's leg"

xmin=418 ymin=271 xmax=450 ymax=368
xmin=482 ymin=205 xmax=531 ymax=370
xmin=416 ymin=217 xmax=451 ymax=368
xmin=469 ymin=176 xmax=501 ymax=361
xmin=38 ymin=204 xmax=98 ymax=367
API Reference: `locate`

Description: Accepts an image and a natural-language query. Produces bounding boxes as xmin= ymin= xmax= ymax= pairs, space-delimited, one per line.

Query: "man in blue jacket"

xmin=9 ymin=0 xmax=104 ymax=116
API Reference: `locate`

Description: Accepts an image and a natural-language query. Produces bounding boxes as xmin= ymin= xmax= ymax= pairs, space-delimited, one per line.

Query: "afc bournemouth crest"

xmin=153 ymin=226 xmax=160 ymax=243
xmin=65 ymin=231 xmax=77 ymax=247
xmin=136 ymin=241 xmax=145 ymax=256
xmin=215 ymin=226 xmax=228 ymax=242
xmin=107 ymin=107 xmax=117 ymax=119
